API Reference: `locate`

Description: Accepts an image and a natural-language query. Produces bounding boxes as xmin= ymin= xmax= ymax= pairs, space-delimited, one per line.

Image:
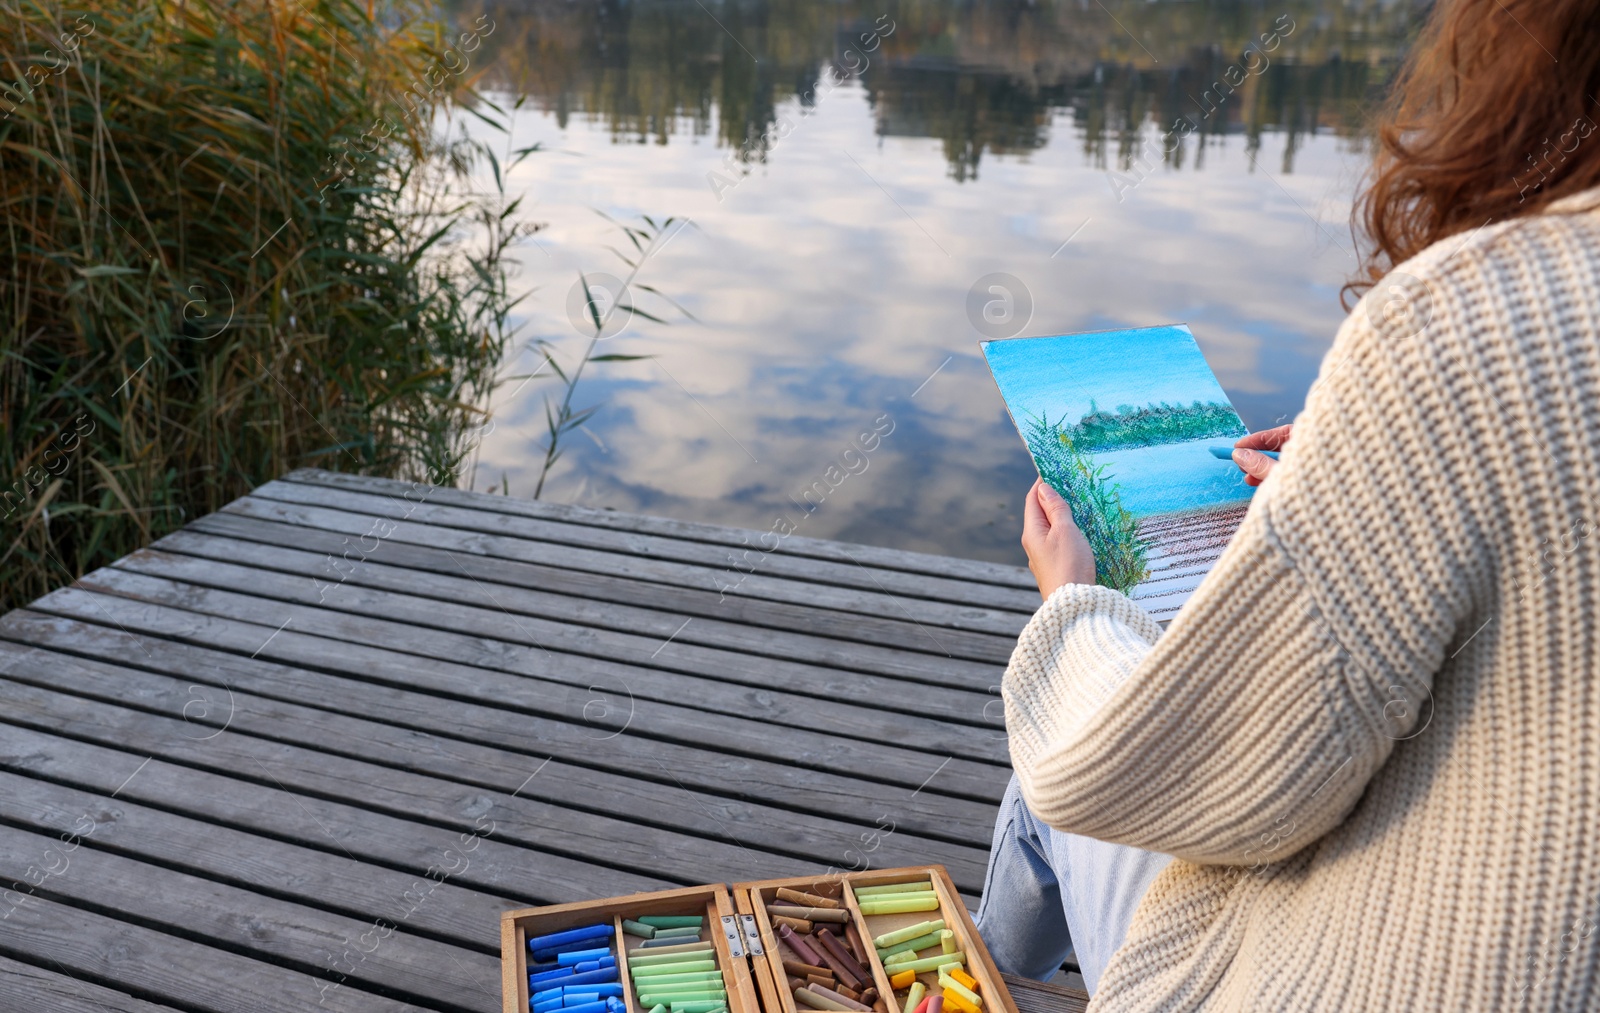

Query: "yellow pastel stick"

xmin=890 ymin=970 xmax=916 ymax=991
xmin=947 ymin=968 xmax=978 ymax=992
xmin=939 ymin=930 xmax=956 ymax=955
xmin=939 ymin=975 xmax=982 ymax=1010
xmin=941 ymin=987 xmax=980 ymax=1013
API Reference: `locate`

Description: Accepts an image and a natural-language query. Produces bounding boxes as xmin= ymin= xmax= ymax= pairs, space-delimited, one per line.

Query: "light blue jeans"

xmin=974 ymin=775 xmax=1173 ymax=995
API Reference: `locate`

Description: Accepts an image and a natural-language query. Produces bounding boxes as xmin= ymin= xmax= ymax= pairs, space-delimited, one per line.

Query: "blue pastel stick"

xmin=557 ymin=1002 xmax=609 ymax=1013
xmin=575 ymin=957 xmax=615 ymax=972
xmin=528 ymin=924 xmax=615 ymax=952
xmin=530 ymin=962 xmax=562 ymax=976
xmin=558 ymin=948 xmax=614 ymax=966
xmin=563 ymin=994 xmax=601 ymax=1006
xmin=534 ymin=1001 xmax=565 ymax=1013
xmin=1210 ymin=446 xmax=1278 ymax=460
xmin=537 ymin=984 xmax=626 ymax=1002
xmin=530 ymin=968 xmax=619 ymax=990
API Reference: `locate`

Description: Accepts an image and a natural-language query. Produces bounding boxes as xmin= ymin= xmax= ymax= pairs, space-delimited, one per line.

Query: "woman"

xmin=974 ymin=1 xmax=1600 ymax=1009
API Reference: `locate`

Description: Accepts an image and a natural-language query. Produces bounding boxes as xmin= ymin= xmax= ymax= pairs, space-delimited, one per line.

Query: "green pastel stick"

xmin=902 ymin=981 xmax=927 ymax=1013
xmin=630 ymin=972 xmax=725 ymax=987
xmin=669 ymin=1003 xmax=727 ymax=1013
xmin=638 ymin=915 xmax=705 ymax=928
xmin=646 ymin=1006 xmax=667 ymax=1013
xmin=623 ymin=919 xmax=658 ymax=939
xmin=882 ymin=951 xmax=964 ymax=973
xmin=639 ymin=991 xmax=727 ymax=1005
xmin=631 ymin=961 xmax=719 ymax=977
xmin=639 ymin=988 xmax=728 ymax=1000
xmin=877 ymin=930 xmax=946 ymax=959
xmin=860 ymin=892 xmax=940 ymax=904
xmin=872 ymin=919 xmax=944 ymax=948
xmin=652 ymin=926 xmax=705 ymax=939
xmin=629 ymin=942 xmax=714 ymax=958
xmin=853 ymin=881 xmax=933 ymax=898
xmin=859 ymin=895 xmax=941 ymax=915
xmin=629 ymin=950 xmax=715 ymax=967
xmin=939 ymin=929 xmax=956 ymax=955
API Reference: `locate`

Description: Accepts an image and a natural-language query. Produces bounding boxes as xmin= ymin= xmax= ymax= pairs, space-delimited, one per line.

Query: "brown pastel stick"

xmin=859 ymin=989 xmax=878 ymax=1007
xmin=779 ymin=924 xmax=826 ymax=967
xmin=843 ymin=921 xmax=868 ymax=961
xmin=789 ymin=976 xmax=809 ymax=992
xmin=796 ymin=988 xmax=852 ymax=1013
xmin=834 ymin=985 xmax=862 ymax=1001
xmin=770 ymin=905 xmax=850 ymax=923
xmin=784 ymin=960 xmax=832 ymax=979
xmin=814 ymin=930 xmax=866 ymax=991
xmin=774 ymin=915 xmax=815 ymax=934
xmin=818 ymin=928 xmax=870 ymax=979
xmin=806 ymin=974 xmax=835 ymax=990
xmin=776 ymin=888 xmax=842 ymax=910
xmin=810 ymin=984 xmax=874 ymax=1013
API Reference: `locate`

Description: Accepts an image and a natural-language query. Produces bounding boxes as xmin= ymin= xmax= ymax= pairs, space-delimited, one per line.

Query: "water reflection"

xmin=452 ymin=0 xmax=1427 ymax=565
xmin=466 ymin=0 xmax=1421 ymax=178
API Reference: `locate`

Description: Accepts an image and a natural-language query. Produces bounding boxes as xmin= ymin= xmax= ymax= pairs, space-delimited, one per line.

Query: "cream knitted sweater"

xmin=1002 ymin=187 xmax=1600 ymax=1011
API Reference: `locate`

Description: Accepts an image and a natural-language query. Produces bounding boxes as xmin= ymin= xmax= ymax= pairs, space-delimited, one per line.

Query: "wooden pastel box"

xmin=501 ymin=866 xmax=1018 ymax=1013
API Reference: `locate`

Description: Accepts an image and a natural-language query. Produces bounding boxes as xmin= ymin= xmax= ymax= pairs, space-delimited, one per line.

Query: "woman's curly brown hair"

xmin=1348 ymin=0 xmax=1600 ymax=305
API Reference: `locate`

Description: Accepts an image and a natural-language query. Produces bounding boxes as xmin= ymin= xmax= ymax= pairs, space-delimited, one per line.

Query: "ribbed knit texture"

xmin=1002 ymin=188 xmax=1600 ymax=1011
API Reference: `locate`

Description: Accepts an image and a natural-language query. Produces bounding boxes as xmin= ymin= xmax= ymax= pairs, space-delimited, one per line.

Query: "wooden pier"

xmin=0 ymin=469 xmax=1088 ymax=1011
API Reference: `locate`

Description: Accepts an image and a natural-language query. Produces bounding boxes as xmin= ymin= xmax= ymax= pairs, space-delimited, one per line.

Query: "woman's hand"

xmin=1233 ymin=423 xmax=1293 ymax=486
xmin=1021 ymin=478 xmax=1098 ymax=600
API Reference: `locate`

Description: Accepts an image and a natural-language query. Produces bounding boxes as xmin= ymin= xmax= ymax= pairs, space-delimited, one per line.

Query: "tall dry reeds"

xmin=0 ymin=0 xmax=531 ymax=611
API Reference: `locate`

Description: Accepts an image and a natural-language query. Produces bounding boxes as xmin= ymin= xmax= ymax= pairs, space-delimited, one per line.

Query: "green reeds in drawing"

xmin=1023 ymin=413 xmax=1150 ymax=594
xmin=1067 ymin=399 xmax=1248 ymax=453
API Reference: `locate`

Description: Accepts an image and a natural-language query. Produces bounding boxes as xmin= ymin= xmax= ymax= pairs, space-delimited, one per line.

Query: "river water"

xmin=1095 ymin=439 xmax=1256 ymax=519
xmin=453 ymin=0 xmax=1426 ymax=565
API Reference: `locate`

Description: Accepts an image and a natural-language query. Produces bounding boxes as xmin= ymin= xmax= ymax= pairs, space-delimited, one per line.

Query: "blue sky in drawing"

xmin=980 ymin=324 xmax=1240 ymax=427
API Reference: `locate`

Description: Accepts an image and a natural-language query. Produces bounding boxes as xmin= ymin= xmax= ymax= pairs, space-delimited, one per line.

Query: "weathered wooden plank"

xmin=0 ymin=767 xmax=507 ymax=952
xmin=257 ymin=476 xmax=1041 ymax=613
xmin=1 ymin=607 xmax=1002 ymax=848
xmin=0 ymin=954 xmax=182 ymax=1013
xmin=221 ymin=491 xmax=1033 ymax=638
xmin=189 ymin=508 xmax=1018 ymax=665
xmin=43 ymin=575 xmax=1011 ymax=800
xmin=0 ymin=676 xmax=849 ymax=886
xmin=0 ymin=637 xmax=992 ymax=891
xmin=162 ymin=522 xmax=1013 ymax=680
xmin=284 ymin=468 xmax=1037 ymax=590
xmin=0 ymin=890 xmax=415 ymax=1012
xmin=0 ymin=721 xmax=674 ymax=905
xmin=0 ymin=820 xmax=500 ymax=1011
xmin=1002 ymin=973 xmax=1090 ymax=1013
xmin=116 ymin=541 xmax=1006 ymax=731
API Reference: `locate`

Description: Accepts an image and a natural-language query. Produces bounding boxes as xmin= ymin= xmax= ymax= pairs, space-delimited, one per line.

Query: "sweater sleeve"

xmin=1003 ymin=261 xmax=1485 ymax=866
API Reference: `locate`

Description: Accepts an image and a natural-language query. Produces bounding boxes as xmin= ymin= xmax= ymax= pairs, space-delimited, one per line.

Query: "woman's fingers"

xmin=1233 ymin=424 xmax=1291 ymax=486
xmin=1019 ymin=478 xmax=1098 ymax=597
xmin=1235 ymin=423 xmax=1293 ymax=452
xmin=1034 ymin=479 xmax=1073 ymax=527
xmin=1022 ymin=479 xmax=1048 ymax=541
xmin=1232 ymin=447 xmax=1277 ymax=486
